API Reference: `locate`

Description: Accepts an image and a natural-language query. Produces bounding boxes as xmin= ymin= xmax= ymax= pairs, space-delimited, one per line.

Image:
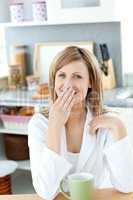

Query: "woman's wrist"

xmin=112 ymin=122 xmax=127 ymax=141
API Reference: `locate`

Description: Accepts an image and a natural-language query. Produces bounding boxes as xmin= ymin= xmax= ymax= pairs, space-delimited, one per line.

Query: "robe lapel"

xmin=60 ymin=107 xmax=97 ymax=173
xmin=60 ymin=126 xmax=67 ymax=156
xmin=76 ymin=109 xmax=97 ymax=172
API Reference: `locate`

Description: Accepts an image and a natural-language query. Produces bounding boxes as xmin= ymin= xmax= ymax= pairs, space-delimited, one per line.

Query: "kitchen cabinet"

xmin=0 ymin=90 xmax=48 ymax=194
xmin=0 ymin=90 xmax=48 ymax=167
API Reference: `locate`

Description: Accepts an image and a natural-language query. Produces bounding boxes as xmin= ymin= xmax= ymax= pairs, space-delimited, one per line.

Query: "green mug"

xmin=60 ymin=173 xmax=94 ymax=200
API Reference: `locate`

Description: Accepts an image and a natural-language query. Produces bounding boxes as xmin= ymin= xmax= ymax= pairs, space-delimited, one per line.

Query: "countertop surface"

xmin=103 ymin=87 xmax=133 ymax=107
xmin=0 ymin=189 xmax=133 ymax=200
xmin=0 ymin=87 xmax=132 ymax=108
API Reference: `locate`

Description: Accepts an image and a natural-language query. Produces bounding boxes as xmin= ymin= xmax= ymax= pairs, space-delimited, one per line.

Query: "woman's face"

xmin=54 ymin=60 xmax=91 ymax=105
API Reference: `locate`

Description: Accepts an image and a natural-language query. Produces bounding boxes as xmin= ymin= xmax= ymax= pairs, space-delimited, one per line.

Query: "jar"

xmin=9 ymin=1 xmax=24 ymax=22
xmin=10 ymin=45 xmax=28 ymax=75
xmin=9 ymin=45 xmax=28 ymax=89
xmin=32 ymin=0 xmax=47 ymax=21
xmin=8 ymin=64 xmax=26 ymax=90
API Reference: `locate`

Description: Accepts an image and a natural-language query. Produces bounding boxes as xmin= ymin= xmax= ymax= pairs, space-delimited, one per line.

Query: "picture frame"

xmin=46 ymin=0 xmax=115 ymax=24
xmin=33 ymin=41 xmax=94 ymax=83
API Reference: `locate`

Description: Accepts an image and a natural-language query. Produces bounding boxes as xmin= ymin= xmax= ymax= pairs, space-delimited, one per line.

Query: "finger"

xmin=67 ymin=97 xmax=75 ymax=113
xmin=63 ymin=90 xmax=75 ymax=110
xmin=60 ymin=87 xmax=74 ymax=106
xmin=90 ymin=117 xmax=103 ymax=128
xmin=55 ymin=86 xmax=71 ymax=104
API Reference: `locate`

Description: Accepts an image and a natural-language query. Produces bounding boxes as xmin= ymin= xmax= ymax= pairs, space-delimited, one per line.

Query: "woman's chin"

xmin=72 ymin=99 xmax=83 ymax=107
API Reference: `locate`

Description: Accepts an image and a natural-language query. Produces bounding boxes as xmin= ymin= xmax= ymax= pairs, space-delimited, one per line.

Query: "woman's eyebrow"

xmin=58 ymin=71 xmax=82 ymax=74
xmin=72 ymin=72 xmax=82 ymax=74
xmin=58 ymin=71 xmax=65 ymax=73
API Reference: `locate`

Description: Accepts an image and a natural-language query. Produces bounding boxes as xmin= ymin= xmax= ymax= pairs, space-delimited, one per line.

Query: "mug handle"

xmin=60 ymin=178 xmax=71 ymax=199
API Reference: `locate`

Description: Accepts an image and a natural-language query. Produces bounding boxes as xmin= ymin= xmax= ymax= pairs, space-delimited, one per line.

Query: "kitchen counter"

xmin=0 ymin=189 xmax=133 ymax=200
xmin=103 ymin=87 xmax=133 ymax=107
xmin=0 ymin=89 xmax=48 ymax=107
xmin=0 ymin=87 xmax=132 ymax=108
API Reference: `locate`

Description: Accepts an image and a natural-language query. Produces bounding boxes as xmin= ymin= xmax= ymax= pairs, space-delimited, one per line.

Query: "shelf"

xmin=0 ymin=154 xmax=30 ymax=170
xmin=0 ymin=19 xmax=120 ymax=28
xmin=17 ymin=160 xmax=30 ymax=171
xmin=0 ymin=127 xmax=28 ymax=135
xmin=4 ymin=21 xmax=63 ymax=27
xmin=12 ymin=170 xmax=35 ymax=194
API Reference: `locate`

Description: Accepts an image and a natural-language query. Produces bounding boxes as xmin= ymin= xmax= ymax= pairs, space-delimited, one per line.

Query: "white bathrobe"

xmin=28 ymin=109 xmax=133 ymax=200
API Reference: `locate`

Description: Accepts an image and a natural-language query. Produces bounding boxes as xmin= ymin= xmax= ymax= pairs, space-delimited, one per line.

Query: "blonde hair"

xmin=49 ymin=46 xmax=104 ymax=117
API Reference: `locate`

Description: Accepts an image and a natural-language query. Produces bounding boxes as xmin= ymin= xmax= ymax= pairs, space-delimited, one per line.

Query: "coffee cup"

xmin=60 ymin=172 xmax=94 ymax=200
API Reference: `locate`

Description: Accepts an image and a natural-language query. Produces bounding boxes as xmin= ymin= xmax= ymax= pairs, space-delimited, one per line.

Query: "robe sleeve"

xmin=28 ymin=113 xmax=72 ymax=200
xmin=103 ymin=132 xmax=133 ymax=193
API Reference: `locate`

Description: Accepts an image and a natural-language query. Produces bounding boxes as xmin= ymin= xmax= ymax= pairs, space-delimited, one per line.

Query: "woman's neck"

xmin=66 ymin=102 xmax=87 ymax=126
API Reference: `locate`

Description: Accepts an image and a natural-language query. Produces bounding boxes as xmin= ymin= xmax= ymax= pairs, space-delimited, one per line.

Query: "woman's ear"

xmin=53 ymin=89 xmax=57 ymax=102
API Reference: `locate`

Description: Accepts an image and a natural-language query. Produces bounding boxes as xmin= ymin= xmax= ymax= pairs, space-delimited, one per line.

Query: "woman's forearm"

xmin=47 ymin=124 xmax=62 ymax=154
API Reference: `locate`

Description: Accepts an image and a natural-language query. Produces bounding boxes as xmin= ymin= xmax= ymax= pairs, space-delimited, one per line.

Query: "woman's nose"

xmin=63 ymin=79 xmax=73 ymax=89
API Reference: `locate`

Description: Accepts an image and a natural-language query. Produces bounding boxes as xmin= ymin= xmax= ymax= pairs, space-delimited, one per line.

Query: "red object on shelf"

xmin=0 ymin=175 xmax=12 ymax=195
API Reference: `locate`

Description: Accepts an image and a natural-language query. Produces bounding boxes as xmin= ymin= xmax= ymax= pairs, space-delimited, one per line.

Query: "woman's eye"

xmin=58 ymin=74 xmax=65 ymax=78
xmin=74 ymin=75 xmax=82 ymax=79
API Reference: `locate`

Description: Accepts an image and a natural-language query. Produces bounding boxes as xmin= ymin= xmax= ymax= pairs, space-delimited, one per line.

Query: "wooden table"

xmin=0 ymin=189 xmax=133 ymax=200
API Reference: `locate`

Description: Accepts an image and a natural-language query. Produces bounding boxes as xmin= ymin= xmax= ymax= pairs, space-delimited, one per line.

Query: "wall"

xmin=5 ymin=22 xmax=122 ymax=86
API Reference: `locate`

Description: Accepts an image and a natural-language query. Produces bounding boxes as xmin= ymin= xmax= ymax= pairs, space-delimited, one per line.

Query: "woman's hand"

xmin=48 ymin=86 xmax=75 ymax=129
xmin=89 ymin=113 xmax=127 ymax=141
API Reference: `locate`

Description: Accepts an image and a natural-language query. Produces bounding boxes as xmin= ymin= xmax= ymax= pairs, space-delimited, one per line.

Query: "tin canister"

xmin=32 ymin=1 xmax=47 ymax=21
xmin=10 ymin=3 xmax=24 ymax=22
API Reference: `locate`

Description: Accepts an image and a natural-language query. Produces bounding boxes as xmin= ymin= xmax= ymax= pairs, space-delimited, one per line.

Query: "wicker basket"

xmin=4 ymin=134 xmax=29 ymax=160
xmin=0 ymin=175 xmax=12 ymax=195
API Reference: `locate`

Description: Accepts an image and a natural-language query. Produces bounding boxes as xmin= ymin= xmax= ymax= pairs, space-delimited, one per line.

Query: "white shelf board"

xmin=0 ymin=18 xmax=120 ymax=28
xmin=0 ymin=154 xmax=30 ymax=170
xmin=17 ymin=160 xmax=30 ymax=171
xmin=0 ymin=127 xmax=28 ymax=135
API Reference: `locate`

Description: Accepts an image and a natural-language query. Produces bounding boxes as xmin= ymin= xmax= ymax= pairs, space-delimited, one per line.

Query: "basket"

xmin=0 ymin=175 xmax=12 ymax=195
xmin=0 ymin=114 xmax=31 ymax=130
xmin=4 ymin=134 xmax=29 ymax=160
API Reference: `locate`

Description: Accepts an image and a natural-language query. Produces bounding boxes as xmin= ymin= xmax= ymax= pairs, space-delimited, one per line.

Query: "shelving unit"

xmin=0 ymin=89 xmax=49 ymax=174
xmin=0 ymin=0 xmax=119 ymax=29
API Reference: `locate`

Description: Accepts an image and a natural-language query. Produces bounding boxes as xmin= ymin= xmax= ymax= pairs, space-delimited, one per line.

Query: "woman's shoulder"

xmin=28 ymin=113 xmax=49 ymax=146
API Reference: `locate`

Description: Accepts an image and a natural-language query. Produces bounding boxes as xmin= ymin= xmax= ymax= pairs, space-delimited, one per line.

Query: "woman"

xmin=28 ymin=46 xmax=133 ymax=200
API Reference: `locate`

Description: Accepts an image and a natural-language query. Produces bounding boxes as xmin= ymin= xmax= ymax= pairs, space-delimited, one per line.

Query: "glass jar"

xmin=9 ymin=45 xmax=28 ymax=89
xmin=10 ymin=45 xmax=28 ymax=75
